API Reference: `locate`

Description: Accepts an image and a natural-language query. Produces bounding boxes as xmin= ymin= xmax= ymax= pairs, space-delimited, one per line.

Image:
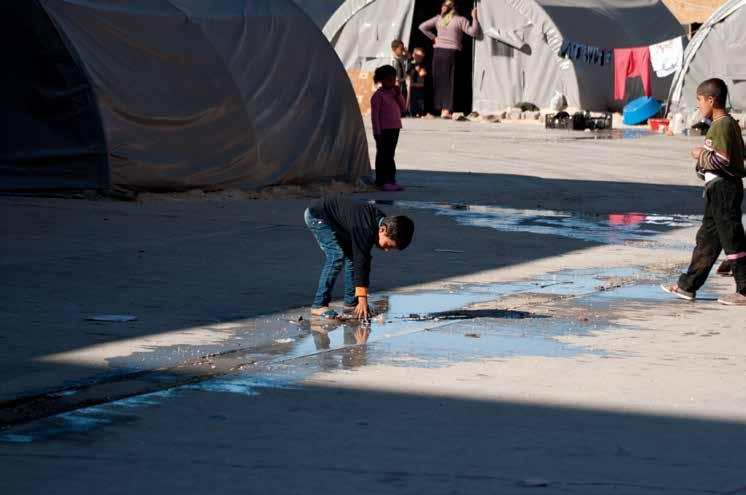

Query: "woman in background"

xmin=419 ymin=0 xmax=480 ymax=119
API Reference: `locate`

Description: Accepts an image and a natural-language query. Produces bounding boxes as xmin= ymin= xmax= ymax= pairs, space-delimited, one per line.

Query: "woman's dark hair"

xmin=382 ymin=216 xmax=415 ymax=250
xmin=374 ymin=64 xmax=397 ymax=84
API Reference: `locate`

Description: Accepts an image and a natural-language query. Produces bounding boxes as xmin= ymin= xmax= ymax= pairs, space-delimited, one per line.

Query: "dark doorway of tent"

xmin=409 ymin=0 xmax=475 ymax=115
xmin=2 ymin=1 xmax=109 ymax=191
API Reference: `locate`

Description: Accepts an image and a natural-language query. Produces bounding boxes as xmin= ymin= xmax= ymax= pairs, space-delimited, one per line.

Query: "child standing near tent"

xmin=662 ymin=78 xmax=746 ymax=305
xmin=305 ymin=197 xmax=414 ymax=320
xmin=371 ymin=65 xmax=407 ymax=191
xmin=406 ymin=48 xmax=429 ymax=117
xmin=390 ymin=40 xmax=408 ymax=106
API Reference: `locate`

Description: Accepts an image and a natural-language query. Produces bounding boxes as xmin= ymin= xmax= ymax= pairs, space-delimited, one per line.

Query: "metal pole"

xmin=471 ymin=0 xmax=479 ymax=112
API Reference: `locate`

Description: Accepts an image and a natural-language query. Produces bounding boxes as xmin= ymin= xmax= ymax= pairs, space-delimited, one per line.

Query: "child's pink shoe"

xmin=381 ymin=182 xmax=404 ymax=192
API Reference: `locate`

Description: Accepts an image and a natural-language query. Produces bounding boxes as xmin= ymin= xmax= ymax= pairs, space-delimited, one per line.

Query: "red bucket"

xmin=649 ymin=118 xmax=670 ymax=132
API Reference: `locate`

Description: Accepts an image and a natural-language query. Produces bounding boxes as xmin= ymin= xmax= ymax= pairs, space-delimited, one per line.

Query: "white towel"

xmin=649 ymin=37 xmax=683 ymax=78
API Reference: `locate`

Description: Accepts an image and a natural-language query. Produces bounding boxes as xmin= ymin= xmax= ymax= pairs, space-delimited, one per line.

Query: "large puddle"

xmin=3 ymin=264 xmax=699 ymax=444
xmin=0 ymin=197 xmax=708 ymax=443
xmin=376 ymin=201 xmax=698 ymax=247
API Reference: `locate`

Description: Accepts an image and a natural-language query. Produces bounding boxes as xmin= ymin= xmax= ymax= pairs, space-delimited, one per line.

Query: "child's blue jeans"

xmin=305 ymin=208 xmax=356 ymax=308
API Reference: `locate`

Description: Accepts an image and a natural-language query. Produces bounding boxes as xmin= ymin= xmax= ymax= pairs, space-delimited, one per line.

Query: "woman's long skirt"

xmin=432 ymin=47 xmax=458 ymax=112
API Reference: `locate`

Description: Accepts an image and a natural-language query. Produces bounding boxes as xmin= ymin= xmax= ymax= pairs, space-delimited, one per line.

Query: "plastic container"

xmin=669 ymin=112 xmax=687 ymax=135
xmin=649 ymin=118 xmax=669 ymax=132
xmin=623 ymin=96 xmax=663 ymax=125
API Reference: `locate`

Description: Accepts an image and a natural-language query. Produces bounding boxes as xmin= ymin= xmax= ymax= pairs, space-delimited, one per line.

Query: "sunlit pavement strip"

xmin=0 ymin=260 xmax=699 ymax=443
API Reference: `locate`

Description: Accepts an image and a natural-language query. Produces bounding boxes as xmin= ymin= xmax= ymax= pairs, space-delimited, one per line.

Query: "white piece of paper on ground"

xmin=86 ymin=314 xmax=138 ymax=322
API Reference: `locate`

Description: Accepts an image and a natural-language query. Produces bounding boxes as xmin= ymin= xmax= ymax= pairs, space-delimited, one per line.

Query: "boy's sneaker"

xmin=381 ymin=182 xmax=404 ymax=192
xmin=717 ymin=293 xmax=746 ymax=306
xmin=660 ymin=283 xmax=695 ymax=301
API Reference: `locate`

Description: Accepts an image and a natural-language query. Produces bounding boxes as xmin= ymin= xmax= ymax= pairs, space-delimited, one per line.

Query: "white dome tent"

xmin=2 ymin=0 xmax=370 ymax=191
xmin=668 ymin=0 xmax=746 ymax=114
xmin=293 ymin=0 xmax=684 ymax=112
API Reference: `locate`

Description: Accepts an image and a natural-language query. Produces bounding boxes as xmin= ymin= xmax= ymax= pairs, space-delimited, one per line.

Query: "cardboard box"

xmin=347 ymin=69 xmax=376 ymax=115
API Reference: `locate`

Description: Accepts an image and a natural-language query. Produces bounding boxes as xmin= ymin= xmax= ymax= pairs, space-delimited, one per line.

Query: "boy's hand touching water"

xmin=355 ymin=296 xmax=370 ymax=321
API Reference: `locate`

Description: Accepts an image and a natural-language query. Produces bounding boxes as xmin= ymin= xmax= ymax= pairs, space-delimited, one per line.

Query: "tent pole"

xmin=472 ymin=0 xmax=478 ymax=113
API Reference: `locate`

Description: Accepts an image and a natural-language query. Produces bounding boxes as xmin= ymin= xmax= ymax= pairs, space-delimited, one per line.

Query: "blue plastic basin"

xmin=623 ymin=96 xmax=662 ymax=125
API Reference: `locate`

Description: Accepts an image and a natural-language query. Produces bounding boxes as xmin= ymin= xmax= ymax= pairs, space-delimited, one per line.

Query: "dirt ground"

xmin=2 ymin=120 xmax=745 ymax=494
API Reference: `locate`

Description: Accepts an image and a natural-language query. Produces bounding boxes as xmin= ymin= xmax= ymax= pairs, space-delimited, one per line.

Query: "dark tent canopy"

xmin=1 ymin=0 xmax=370 ymax=192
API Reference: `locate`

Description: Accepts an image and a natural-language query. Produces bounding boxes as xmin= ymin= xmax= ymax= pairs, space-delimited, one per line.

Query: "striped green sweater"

xmin=697 ymin=115 xmax=745 ymax=179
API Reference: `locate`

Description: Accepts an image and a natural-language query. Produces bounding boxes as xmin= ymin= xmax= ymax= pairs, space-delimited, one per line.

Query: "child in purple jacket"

xmin=371 ymin=65 xmax=406 ymax=191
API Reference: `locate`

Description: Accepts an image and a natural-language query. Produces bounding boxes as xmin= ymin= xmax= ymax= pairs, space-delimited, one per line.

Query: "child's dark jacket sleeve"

xmin=351 ymin=227 xmax=374 ymax=295
xmin=397 ymin=92 xmax=406 ymax=112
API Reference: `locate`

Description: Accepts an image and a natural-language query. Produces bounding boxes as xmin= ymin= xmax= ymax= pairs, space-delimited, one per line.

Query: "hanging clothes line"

xmin=559 ymin=40 xmax=612 ymax=66
xmin=649 ymin=36 xmax=684 ymax=77
xmin=557 ymin=35 xmax=684 ymax=101
xmin=614 ymin=47 xmax=652 ymax=100
xmin=558 ymin=35 xmax=684 ymax=72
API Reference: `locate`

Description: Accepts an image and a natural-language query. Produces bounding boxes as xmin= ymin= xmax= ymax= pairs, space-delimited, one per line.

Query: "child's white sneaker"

xmin=660 ymin=283 xmax=695 ymax=301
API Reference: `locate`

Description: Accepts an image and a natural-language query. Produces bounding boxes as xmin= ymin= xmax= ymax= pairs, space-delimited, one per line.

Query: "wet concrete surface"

xmin=0 ymin=193 xmax=709 ymax=439
xmin=0 ymin=261 xmax=698 ymax=442
xmin=3 ymin=259 xmax=741 ymax=494
xmin=4 ymin=121 xmax=745 ymax=493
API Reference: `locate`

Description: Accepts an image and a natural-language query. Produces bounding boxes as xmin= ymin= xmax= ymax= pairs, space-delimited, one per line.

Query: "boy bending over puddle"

xmin=304 ymin=197 xmax=414 ymax=320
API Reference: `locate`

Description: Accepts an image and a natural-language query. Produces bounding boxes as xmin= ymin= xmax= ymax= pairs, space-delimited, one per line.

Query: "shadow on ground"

xmin=0 ymin=172 xmax=705 ymax=399
xmin=0 ymin=382 xmax=743 ymax=494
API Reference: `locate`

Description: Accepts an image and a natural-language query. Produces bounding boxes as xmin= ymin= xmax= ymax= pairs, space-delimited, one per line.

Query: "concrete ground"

xmin=2 ymin=120 xmax=745 ymax=494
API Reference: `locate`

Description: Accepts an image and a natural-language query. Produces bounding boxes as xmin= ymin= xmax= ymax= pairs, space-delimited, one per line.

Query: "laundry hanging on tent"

xmin=614 ymin=47 xmax=651 ymax=100
xmin=649 ymin=36 xmax=683 ymax=78
xmin=559 ymin=40 xmax=612 ymax=66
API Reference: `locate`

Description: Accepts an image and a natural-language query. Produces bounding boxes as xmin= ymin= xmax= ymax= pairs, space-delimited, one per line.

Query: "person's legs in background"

xmin=374 ymin=133 xmax=392 ymax=187
xmin=380 ymin=128 xmax=402 ymax=190
xmin=376 ymin=129 xmax=403 ymax=190
xmin=432 ymin=48 xmax=457 ymax=118
xmin=409 ymin=87 xmax=426 ymax=117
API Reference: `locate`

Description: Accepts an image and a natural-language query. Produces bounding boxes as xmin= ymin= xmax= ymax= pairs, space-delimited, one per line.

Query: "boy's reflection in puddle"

xmin=310 ymin=320 xmax=371 ymax=370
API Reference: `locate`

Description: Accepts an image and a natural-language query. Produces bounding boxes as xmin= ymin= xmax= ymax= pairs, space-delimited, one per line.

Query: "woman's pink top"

xmin=419 ymin=15 xmax=481 ymax=51
xmin=371 ymin=87 xmax=406 ymax=136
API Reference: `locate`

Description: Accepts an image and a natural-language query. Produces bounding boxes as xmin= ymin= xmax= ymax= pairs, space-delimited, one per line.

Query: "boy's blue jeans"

xmin=305 ymin=208 xmax=356 ymax=308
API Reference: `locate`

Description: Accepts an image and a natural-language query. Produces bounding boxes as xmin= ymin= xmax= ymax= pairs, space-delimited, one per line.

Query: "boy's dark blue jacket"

xmin=308 ymin=197 xmax=385 ymax=289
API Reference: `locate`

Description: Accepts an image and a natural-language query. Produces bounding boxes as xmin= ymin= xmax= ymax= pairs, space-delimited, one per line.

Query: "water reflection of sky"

xmin=379 ymin=201 xmax=699 ymax=247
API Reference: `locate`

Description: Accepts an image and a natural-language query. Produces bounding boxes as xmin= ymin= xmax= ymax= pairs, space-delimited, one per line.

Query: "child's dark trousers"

xmin=408 ymin=87 xmax=426 ymax=116
xmin=304 ymin=208 xmax=356 ymax=308
xmin=678 ymin=178 xmax=746 ymax=295
xmin=374 ymin=128 xmax=400 ymax=186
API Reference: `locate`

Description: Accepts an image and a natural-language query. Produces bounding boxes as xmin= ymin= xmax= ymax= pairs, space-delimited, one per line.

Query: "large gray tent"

xmin=2 ymin=0 xmax=370 ymax=191
xmin=668 ymin=0 xmax=746 ymax=114
xmin=294 ymin=0 xmax=684 ymax=112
